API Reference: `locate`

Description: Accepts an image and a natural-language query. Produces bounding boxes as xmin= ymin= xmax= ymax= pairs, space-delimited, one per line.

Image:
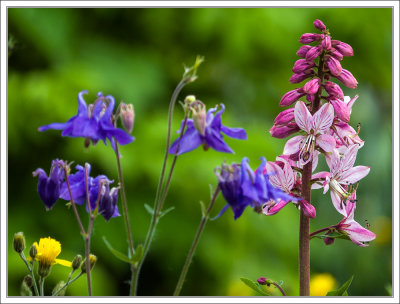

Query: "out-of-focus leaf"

xmin=326 ymin=275 xmax=354 ymax=296
xmin=103 ymin=237 xmax=133 ymax=264
xmin=240 ymin=277 xmax=270 ymax=296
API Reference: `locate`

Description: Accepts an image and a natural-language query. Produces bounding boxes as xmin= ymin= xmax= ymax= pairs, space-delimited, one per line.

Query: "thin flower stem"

xmin=84 ymin=164 xmax=93 ymax=296
xmin=114 ymin=142 xmax=135 ymax=259
xmin=52 ymin=272 xmax=83 ymax=296
xmin=173 ymin=186 xmax=220 ymax=296
xmin=62 ymin=166 xmax=86 ymax=235
xmin=131 ymin=81 xmax=189 ymax=296
xmin=39 ymin=277 xmax=45 ymax=296
xmin=272 ymin=282 xmax=287 ymax=296
xmin=299 ymin=51 xmax=326 ymax=296
xmin=19 ymin=253 xmax=39 ymax=296
xmin=309 ymin=226 xmax=334 ymax=238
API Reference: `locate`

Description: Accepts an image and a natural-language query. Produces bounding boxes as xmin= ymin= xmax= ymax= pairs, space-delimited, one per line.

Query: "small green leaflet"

xmin=103 ymin=236 xmax=133 ymax=264
xmin=326 ymin=275 xmax=354 ymax=296
xmin=132 ymin=244 xmax=144 ymax=264
xmin=240 ymin=278 xmax=269 ymax=296
xmin=144 ymin=204 xmax=175 ymax=219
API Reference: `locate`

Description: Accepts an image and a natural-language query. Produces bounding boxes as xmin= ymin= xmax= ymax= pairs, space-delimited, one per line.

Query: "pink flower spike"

xmin=324 ymin=81 xmax=344 ymax=99
xmin=296 ymin=45 xmax=312 ymax=58
xmin=293 ymin=59 xmax=315 ymax=73
xmin=290 ymin=70 xmax=314 ymax=84
xmin=299 ymin=199 xmax=316 ymax=218
xmin=304 ymin=78 xmax=320 ymax=95
xmin=274 ymin=108 xmax=295 ymax=125
xmin=330 ymin=98 xmax=351 ymax=122
xmin=336 ymin=69 xmax=358 ymax=89
xmin=326 ymin=55 xmax=342 ymax=76
xmin=305 ymin=45 xmax=322 ymax=61
xmin=332 ymin=40 xmax=354 ymax=56
xmin=270 ymin=124 xmax=300 ymax=139
xmin=299 ymin=33 xmax=323 ymax=44
xmin=313 ymin=19 xmax=326 ymax=31
xmin=330 ymin=49 xmax=344 ymax=61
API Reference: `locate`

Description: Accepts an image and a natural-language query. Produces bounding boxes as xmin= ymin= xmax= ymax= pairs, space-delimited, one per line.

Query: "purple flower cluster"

xmin=33 ymin=161 xmax=120 ymax=221
xmin=39 ymin=91 xmax=134 ymax=150
xmin=268 ymin=19 xmax=375 ymax=246
xmin=215 ymin=157 xmax=294 ymax=220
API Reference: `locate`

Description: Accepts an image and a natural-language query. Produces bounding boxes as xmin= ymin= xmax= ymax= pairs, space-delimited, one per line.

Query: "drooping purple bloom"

xmin=169 ymin=103 xmax=247 ymax=155
xmin=33 ymin=159 xmax=65 ymax=210
xmin=97 ymin=182 xmax=120 ymax=221
xmin=39 ymin=91 xmax=134 ymax=150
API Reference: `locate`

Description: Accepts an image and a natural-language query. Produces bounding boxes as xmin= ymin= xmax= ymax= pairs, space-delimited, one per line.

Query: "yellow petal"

xmin=55 ymin=258 xmax=72 ymax=267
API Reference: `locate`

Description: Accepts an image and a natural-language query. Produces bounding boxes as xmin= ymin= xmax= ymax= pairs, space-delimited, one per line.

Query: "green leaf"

xmin=199 ymin=201 xmax=206 ymax=217
xmin=312 ymin=231 xmax=349 ymax=240
xmin=326 ymin=275 xmax=354 ymax=296
xmin=160 ymin=206 xmax=175 ymax=218
xmin=144 ymin=204 xmax=154 ymax=216
xmin=385 ymin=284 xmax=392 ymax=296
xmin=103 ymin=237 xmax=133 ymax=264
xmin=132 ymin=244 xmax=144 ymax=264
xmin=240 ymin=277 xmax=269 ymax=296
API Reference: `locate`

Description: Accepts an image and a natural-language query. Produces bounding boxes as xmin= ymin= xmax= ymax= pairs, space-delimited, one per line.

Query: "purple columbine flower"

xmin=59 ymin=164 xmax=120 ymax=221
xmin=39 ymin=91 xmax=134 ymax=150
xmin=169 ymin=103 xmax=247 ymax=155
xmin=215 ymin=157 xmax=293 ymax=220
xmin=33 ymin=159 xmax=65 ymax=210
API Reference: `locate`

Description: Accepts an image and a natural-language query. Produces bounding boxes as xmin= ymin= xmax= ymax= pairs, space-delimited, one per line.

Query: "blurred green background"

xmin=8 ymin=8 xmax=392 ymax=297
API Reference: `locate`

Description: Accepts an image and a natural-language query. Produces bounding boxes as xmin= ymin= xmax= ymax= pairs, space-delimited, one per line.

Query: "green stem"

xmin=272 ymin=282 xmax=287 ymax=296
xmin=131 ymin=81 xmax=189 ymax=296
xmin=173 ymin=186 xmax=220 ymax=296
xmin=52 ymin=272 xmax=83 ymax=296
xmin=114 ymin=143 xmax=135 ymax=259
xmin=84 ymin=164 xmax=93 ymax=296
xmin=39 ymin=277 xmax=45 ymax=296
xmin=19 ymin=253 xmax=39 ymax=296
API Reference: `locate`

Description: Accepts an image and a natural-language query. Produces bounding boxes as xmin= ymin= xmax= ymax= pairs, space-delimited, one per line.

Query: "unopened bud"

xmin=321 ymin=34 xmax=331 ymax=49
xmin=184 ymin=95 xmax=196 ymax=104
xmin=336 ymin=69 xmax=358 ymax=89
xmin=305 ymin=45 xmax=322 ymax=61
xmin=292 ymin=59 xmax=315 ymax=74
xmin=38 ymin=263 xmax=51 ymax=278
xmin=324 ymin=237 xmax=335 ymax=245
xmin=81 ymin=254 xmax=97 ymax=273
xmin=13 ymin=232 xmax=25 ymax=253
xmin=330 ymin=49 xmax=343 ymax=61
xmin=303 ymin=78 xmax=320 ymax=95
xmin=120 ymin=103 xmax=134 ymax=133
xmin=290 ymin=70 xmax=314 ymax=84
xmin=296 ymin=45 xmax=312 ymax=58
xmin=274 ymin=108 xmax=295 ymax=125
xmin=313 ymin=19 xmax=326 ymax=31
xmin=257 ymin=277 xmax=267 ymax=285
xmin=299 ymin=199 xmax=316 ymax=218
xmin=324 ymin=81 xmax=344 ymax=99
xmin=29 ymin=244 xmax=37 ymax=259
xmin=299 ymin=33 xmax=323 ymax=44
xmin=52 ymin=281 xmax=66 ymax=296
xmin=270 ymin=124 xmax=300 ymax=139
xmin=72 ymin=254 xmax=82 ymax=271
xmin=20 ymin=280 xmax=33 ymax=296
xmin=23 ymin=275 xmax=33 ymax=288
xmin=325 ymin=55 xmax=342 ymax=77
xmin=280 ymin=88 xmax=305 ymax=107
xmin=330 ymin=98 xmax=350 ymax=122
xmin=332 ymin=40 xmax=354 ymax=56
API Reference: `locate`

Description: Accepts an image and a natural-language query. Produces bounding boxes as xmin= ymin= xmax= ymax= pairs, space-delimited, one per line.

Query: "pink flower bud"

xmin=303 ymin=78 xmax=320 ymax=95
xmin=323 ymin=237 xmax=335 ymax=245
xmin=332 ymin=40 xmax=354 ymax=56
xmin=306 ymin=94 xmax=315 ymax=103
xmin=120 ymin=103 xmax=135 ymax=133
xmin=299 ymin=199 xmax=316 ymax=218
xmin=324 ymin=81 xmax=344 ymax=99
xmin=326 ymin=55 xmax=342 ymax=76
xmin=257 ymin=277 xmax=268 ymax=285
xmin=330 ymin=98 xmax=350 ymax=122
xmin=330 ymin=49 xmax=343 ymax=61
xmin=280 ymin=88 xmax=305 ymax=107
xmin=299 ymin=33 xmax=323 ymax=44
xmin=290 ymin=70 xmax=314 ymax=84
xmin=322 ymin=35 xmax=331 ymax=49
xmin=313 ymin=19 xmax=326 ymax=31
xmin=305 ymin=45 xmax=322 ymax=61
xmin=296 ymin=45 xmax=312 ymax=58
xmin=336 ymin=69 xmax=358 ymax=88
xmin=270 ymin=124 xmax=300 ymax=139
xmin=274 ymin=108 xmax=295 ymax=125
xmin=292 ymin=59 xmax=315 ymax=73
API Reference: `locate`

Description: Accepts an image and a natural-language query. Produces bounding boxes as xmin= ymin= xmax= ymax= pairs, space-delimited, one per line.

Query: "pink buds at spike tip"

xmin=324 ymin=81 xmax=344 ymax=99
xmin=305 ymin=45 xmax=322 ymax=61
xmin=296 ymin=45 xmax=312 ymax=58
xmin=332 ymin=40 xmax=354 ymax=56
xmin=290 ymin=70 xmax=314 ymax=84
xmin=280 ymin=88 xmax=305 ymax=107
xmin=292 ymin=59 xmax=315 ymax=74
xmin=303 ymin=78 xmax=320 ymax=95
xmin=313 ymin=19 xmax=326 ymax=31
xmin=299 ymin=33 xmax=323 ymax=44
xmin=326 ymin=55 xmax=342 ymax=77
xmin=330 ymin=98 xmax=351 ymax=122
xmin=336 ymin=69 xmax=358 ymax=89
xmin=322 ymin=35 xmax=332 ymax=49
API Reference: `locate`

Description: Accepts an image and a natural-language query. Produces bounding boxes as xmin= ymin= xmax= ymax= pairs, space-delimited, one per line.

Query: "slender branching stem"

xmin=84 ymin=164 xmax=93 ymax=296
xmin=19 ymin=253 xmax=39 ymax=296
xmin=173 ymin=186 xmax=220 ymax=296
xmin=309 ymin=226 xmax=334 ymax=238
xmin=272 ymin=282 xmax=287 ymax=296
xmin=52 ymin=272 xmax=83 ymax=296
xmin=39 ymin=277 xmax=45 ymax=296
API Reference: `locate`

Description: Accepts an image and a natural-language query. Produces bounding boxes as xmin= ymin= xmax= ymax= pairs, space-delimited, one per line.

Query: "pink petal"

xmin=345 ymin=95 xmax=359 ymax=113
xmin=263 ymin=200 xmax=290 ymax=216
xmin=343 ymin=220 xmax=376 ymax=246
xmin=266 ymin=162 xmax=285 ymax=190
xmin=343 ymin=197 xmax=356 ymax=220
xmin=311 ymin=150 xmax=320 ymax=172
xmin=283 ymin=161 xmax=295 ymax=190
xmin=339 ymin=144 xmax=359 ymax=173
xmin=294 ymin=101 xmax=312 ymax=133
xmin=328 ymin=148 xmax=341 ymax=175
xmin=330 ymin=98 xmax=350 ymax=122
xmin=340 ymin=166 xmax=370 ymax=184
xmin=311 ymin=171 xmax=330 ymax=189
xmin=316 ymin=134 xmax=336 ymax=152
xmin=331 ymin=191 xmax=347 ymax=216
xmin=312 ymin=103 xmax=334 ymax=133
xmin=283 ymin=135 xmax=304 ymax=155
